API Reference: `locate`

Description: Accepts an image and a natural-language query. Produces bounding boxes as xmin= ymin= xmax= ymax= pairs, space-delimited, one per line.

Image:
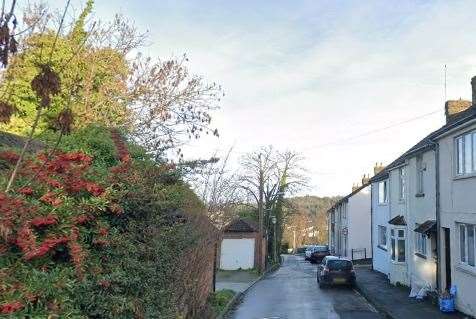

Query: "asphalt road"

xmin=227 ymin=254 xmax=384 ymax=319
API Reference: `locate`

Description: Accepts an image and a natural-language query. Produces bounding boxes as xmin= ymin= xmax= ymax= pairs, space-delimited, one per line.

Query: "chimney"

xmin=374 ymin=162 xmax=385 ymax=176
xmin=445 ymin=99 xmax=472 ymax=123
xmin=472 ymin=76 xmax=476 ymax=106
xmin=352 ymin=183 xmax=359 ymax=192
xmin=362 ymin=174 xmax=370 ymax=185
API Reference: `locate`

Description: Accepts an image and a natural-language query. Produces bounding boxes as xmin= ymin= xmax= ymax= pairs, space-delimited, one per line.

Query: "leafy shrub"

xmin=208 ymin=290 xmax=235 ymax=315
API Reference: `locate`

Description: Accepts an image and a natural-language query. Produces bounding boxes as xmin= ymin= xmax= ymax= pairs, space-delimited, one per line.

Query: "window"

xmin=399 ymin=167 xmax=405 ymax=200
xmin=415 ymin=225 xmax=427 ymax=256
xmin=391 ymin=228 xmax=405 ymax=262
xmin=459 ymin=223 xmax=476 ymax=267
xmin=378 ymin=180 xmax=388 ymax=204
xmin=416 ymin=155 xmax=424 ymax=194
xmin=378 ymin=225 xmax=387 ymax=248
xmin=456 ymin=132 xmax=476 ymax=176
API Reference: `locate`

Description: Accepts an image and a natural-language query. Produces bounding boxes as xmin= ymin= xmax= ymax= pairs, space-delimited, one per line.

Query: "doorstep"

xmin=355 ymin=267 xmax=469 ymax=319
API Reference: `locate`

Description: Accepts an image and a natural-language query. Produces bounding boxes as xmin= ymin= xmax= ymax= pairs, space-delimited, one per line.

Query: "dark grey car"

xmin=317 ymin=256 xmax=356 ymax=288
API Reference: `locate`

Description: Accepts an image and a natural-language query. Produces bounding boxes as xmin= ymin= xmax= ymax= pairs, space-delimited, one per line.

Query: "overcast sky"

xmin=45 ymin=1 xmax=476 ymax=197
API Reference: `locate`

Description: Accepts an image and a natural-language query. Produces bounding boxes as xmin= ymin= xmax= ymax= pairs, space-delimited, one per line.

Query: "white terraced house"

xmin=368 ymin=76 xmax=476 ymax=318
xmin=328 ymin=178 xmax=372 ymax=261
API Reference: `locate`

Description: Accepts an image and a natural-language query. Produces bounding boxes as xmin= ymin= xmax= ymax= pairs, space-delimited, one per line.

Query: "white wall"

xmin=372 ymin=180 xmax=390 ymax=275
xmin=348 ymin=185 xmax=372 ymax=259
xmin=438 ymin=121 xmax=476 ymax=317
xmin=406 ymin=150 xmax=438 ymax=290
xmin=388 ymin=168 xmax=409 ymax=285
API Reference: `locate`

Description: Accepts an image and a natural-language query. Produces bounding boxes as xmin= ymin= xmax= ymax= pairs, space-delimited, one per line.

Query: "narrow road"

xmin=227 ymin=254 xmax=383 ymax=319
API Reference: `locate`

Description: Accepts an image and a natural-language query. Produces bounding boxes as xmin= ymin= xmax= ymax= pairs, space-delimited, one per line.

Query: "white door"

xmin=220 ymin=238 xmax=255 ymax=270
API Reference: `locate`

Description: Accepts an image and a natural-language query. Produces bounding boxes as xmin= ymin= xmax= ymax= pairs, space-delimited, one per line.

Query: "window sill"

xmin=415 ymin=193 xmax=425 ymax=198
xmin=378 ymin=203 xmax=388 ymax=206
xmin=455 ymin=264 xmax=476 ymax=277
xmin=414 ymin=252 xmax=427 ymax=259
xmin=453 ymin=173 xmax=476 ymax=181
xmin=377 ymin=245 xmax=387 ymax=252
xmin=391 ymin=260 xmax=406 ymax=265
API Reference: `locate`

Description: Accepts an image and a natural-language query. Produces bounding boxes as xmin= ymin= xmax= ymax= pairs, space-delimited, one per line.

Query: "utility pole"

xmin=258 ymin=153 xmax=265 ymax=271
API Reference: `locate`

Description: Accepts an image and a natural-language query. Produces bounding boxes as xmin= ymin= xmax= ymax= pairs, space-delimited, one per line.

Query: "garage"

xmin=220 ymin=238 xmax=255 ymax=270
xmin=219 ymin=218 xmax=263 ymax=271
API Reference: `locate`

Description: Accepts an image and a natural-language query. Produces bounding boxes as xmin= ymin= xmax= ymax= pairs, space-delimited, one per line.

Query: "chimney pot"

xmin=374 ymin=163 xmax=385 ymax=175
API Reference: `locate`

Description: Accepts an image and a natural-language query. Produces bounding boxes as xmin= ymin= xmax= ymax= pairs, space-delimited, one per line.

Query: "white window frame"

xmin=414 ymin=225 xmax=427 ymax=257
xmin=455 ymin=131 xmax=476 ymax=176
xmin=378 ymin=180 xmax=388 ymax=204
xmin=399 ymin=167 xmax=405 ymax=200
xmin=459 ymin=223 xmax=476 ymax=268
xmin=378 ymin=225 xmax=387 ymax=249
xmin=391 ymin=227 xmax=406 ymax=263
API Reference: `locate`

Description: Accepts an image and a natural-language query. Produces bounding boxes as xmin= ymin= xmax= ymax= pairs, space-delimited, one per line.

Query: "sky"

xmin=42 ymin=0 xmax=476 ymax=197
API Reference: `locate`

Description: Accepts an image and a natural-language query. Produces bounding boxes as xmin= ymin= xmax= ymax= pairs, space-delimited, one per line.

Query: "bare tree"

xmin=238 ymin=146 xmax=308 ymax=261
xmin=188 ymin=147 xmax=243 ymax=228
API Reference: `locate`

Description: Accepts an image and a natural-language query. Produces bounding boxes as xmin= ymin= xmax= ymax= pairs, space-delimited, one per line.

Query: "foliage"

xmin=0 ymin=2 xmax=222 ymax=159
xmin=0 ymin=127 xmax=218 ymax=318
xmin=208 ymin=289 xmax=235 ymax=315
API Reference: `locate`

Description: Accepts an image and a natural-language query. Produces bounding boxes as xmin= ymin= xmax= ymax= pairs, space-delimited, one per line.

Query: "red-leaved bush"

xmin=0 ymin=145 xmax=126 ymax=315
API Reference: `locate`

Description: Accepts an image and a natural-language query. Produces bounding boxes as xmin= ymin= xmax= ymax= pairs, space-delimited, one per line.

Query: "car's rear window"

xmin=327 ymin=260 xmax=352 ymax=270
xmin=315 ymin=246 xmax=328 ymax=252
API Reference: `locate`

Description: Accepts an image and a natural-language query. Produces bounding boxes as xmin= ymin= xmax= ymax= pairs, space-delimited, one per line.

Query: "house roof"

xmin=370 ymin=107 xmax=476 ymax=183
xmin=327 ymin=182 xmax=370 ymax=214
xmin=414 ymin=220 xmax=437 ymax=234
xmin=0 ymin=131 xmax=44 ymax=152
xmin=223 ymin=218 xmax=258 ymax=233
xmin=388 ymin=215 xmax=406 ymax=226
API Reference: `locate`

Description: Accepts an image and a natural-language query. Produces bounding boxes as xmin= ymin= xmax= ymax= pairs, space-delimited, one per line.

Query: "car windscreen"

xmin=314 ymin=246 xmax=328 ymax=252
xmin=327 ymin=260 xmax=352 ymax=271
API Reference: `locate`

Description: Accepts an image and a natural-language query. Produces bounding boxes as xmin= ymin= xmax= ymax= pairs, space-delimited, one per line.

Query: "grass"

xmin=209 ymin=289 xmax=236 ymax=315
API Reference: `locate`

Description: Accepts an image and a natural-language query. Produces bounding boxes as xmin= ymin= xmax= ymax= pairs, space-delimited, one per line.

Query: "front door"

xmin=444 ymin=228 xmax=452 ymax=289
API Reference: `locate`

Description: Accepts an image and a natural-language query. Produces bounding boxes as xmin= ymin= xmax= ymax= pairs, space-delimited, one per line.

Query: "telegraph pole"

xmin=258 ymin=153 xmax=265 ymax=271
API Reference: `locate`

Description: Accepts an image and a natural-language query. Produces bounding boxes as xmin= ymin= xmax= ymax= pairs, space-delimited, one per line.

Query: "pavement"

xmin=226 ymin=254 xmax=383 ymax=319
xmin=355 ymin=266 xmax=469 ymax=319
xmin=216 ymin=269 xmax=261 ymax=293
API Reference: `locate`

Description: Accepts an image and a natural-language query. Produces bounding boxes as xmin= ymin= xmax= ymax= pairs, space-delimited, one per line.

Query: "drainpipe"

xmin=430 ymin=140 xmax=441 ymax=292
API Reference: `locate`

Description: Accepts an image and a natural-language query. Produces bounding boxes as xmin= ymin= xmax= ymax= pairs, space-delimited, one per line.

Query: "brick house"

xmin=219 ymin=218 xmax=266 ymax=271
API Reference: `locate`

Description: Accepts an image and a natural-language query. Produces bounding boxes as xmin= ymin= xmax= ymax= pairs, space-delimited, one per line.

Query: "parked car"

xmin=317 ymin=256 xmax=356 ymax=288
xmin=304 ymin=245 xmax=318 ymax=261
xmin=296 ymin=246 xmax=308 ymax=255
xmin=309 ymin=245 xmax=330 ymax=264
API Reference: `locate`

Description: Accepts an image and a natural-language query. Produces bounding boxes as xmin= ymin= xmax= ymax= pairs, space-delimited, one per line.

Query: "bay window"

xmin=391 ymin=228 xmax=406 ymax=262
xmin=415 ymin=226 xmax=427 ymax=256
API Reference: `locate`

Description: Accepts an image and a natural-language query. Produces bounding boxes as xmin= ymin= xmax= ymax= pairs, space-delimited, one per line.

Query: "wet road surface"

xmin=227 ymin=254 xmax=384 ymax=319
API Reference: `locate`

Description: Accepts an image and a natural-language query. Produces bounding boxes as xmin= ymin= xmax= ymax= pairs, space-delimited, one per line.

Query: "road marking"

xmin=353 ymin=288 xmax=378 ymax=313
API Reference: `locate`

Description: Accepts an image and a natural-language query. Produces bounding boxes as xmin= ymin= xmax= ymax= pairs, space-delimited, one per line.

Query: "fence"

xmin=351 ymin=248 xmax=367 ymax=261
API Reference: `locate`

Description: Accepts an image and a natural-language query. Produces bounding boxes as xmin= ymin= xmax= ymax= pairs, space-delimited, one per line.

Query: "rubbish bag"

xmin=416 ymin=286 xmax=429 ymax=300
xmin=439 ymin=285 xmax=457 ymax=313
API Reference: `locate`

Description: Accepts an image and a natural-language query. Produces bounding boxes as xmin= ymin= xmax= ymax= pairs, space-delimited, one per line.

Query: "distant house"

xmin=219 ymin=218 xmax=265 ymax=271
xmin=328 ymin=177 xmax=372 ymax=261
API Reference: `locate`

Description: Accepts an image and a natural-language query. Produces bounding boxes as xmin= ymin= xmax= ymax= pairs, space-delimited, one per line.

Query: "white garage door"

xmin=220 ymin=238 xmax=255 ymax=270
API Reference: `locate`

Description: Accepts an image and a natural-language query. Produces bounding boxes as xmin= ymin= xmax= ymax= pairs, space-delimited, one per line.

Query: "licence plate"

xmin=333 ymin=278 xmax=346 ymax=284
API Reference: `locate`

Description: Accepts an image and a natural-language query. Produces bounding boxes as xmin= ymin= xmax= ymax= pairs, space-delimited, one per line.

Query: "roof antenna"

xmin=444 ymin=64 xmax=447 ymax=102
